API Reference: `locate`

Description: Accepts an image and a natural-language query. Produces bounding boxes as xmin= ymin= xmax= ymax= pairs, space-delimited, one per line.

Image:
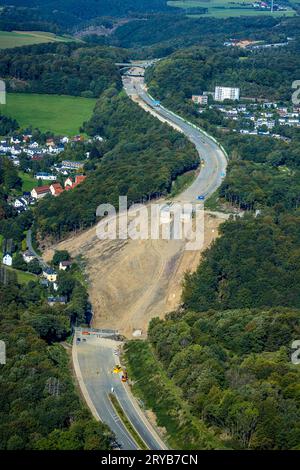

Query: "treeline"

xmin=0 ymin=115 xmax=19 ymax=135
xmin=148 ymin=306 xmax=300 ymax=449
xmin=0 ymin=279 xmax=112 ymax=450
xmin=35 ymin=88 xmax=199 ymax=239
xmin=0 ymin=157 xmax=22 ymax=223
xmin=0 ymin=43 xmax=125 ymax=97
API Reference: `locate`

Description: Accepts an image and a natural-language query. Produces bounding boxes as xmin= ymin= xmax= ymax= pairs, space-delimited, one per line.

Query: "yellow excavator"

xmin=112 ymin=365 xmax=122 ymax=374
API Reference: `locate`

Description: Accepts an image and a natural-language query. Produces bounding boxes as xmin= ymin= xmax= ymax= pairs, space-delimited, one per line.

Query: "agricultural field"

xmin=0 ymin=30 xmax=77 ymax=49
xmin=168 ymin=0 xmax=297 ymax=17
xmin=0 ymin=93 xmax=97 ymax=135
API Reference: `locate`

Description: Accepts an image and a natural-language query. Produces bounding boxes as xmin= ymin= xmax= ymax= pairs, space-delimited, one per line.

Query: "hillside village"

xmin=192 ymin=87 xmax=300 ymax=141
xmin=0 ymin=132 xmax=97 ymax=291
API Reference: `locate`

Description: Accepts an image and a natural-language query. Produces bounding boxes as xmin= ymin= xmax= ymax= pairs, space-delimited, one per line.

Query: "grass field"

xmin=0 ymin=30 xmax=77 ymax=49
xmin=19 ymin=172 xmax=37 ymax=192
xmin=0 ymin=93 xmax=97 ymax=135
xmin=5 ymin=266 xmax=38 ymax=284
xmin=18 ymin=172 xmax=54 ymax=192
xmin=168 ymin=0 xmax=297 ymax=17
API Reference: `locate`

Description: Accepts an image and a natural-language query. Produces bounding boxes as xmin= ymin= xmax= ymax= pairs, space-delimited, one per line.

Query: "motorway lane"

xmin=75 ymin=334 xmax=166 ymax=450
xmin=123 ymin=76 xmax=227 ymax=204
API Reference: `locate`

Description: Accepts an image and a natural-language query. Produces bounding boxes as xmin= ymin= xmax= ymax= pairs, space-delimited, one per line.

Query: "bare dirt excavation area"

xmin=44 ymin=212 xmax=223 ymax=338
xmin=44 ymin=69 xmax=228 ymax=338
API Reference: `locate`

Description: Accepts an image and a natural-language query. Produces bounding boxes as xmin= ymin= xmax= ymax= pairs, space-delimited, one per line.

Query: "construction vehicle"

xmin=121 ymin=371 xmax=128 ymax=383
xmin=113 ymin=365 xmax=122 ymax=374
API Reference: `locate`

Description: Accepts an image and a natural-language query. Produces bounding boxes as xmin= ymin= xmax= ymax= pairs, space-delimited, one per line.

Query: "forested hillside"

xmin=112 ymin=15 xmax=281 ymax=52
xmin=146 ymin=306 xmax=300 ymax=449
xmin=34 ymin=88 xmax=198 ymax=239
xmin=0 ymin=0 xmax=172 ymax=31
xmin=183 ymin=213 xmax=300 ymax=312
xmin=0 ymin=43 xmax=125 ymax=97
xmin=0 ymin=280 xmax=112 ymax=450
xmin=146 ymin=45 xmax=300 ymax=103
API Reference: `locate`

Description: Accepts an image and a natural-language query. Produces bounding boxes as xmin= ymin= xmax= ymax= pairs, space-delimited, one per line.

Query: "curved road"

xmin=74 ymin=70 xmax=228 ymax=451
xmin=123 ymin=73 xmax=227 ymax=204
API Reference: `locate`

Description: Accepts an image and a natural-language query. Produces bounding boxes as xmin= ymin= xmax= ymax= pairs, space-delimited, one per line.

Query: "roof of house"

xmin=33 ymin=185 xmax=50 ymax=194
xmin=43 ymin=267 xmax=57 ymax=275
xmin=47 ymin=296 xmax=67 ymax=303
xmin=51 ymin=183 xmax=64 ymax=195
xmin=23 ymin=250 xmax=35 ymax=257
xmin=60 ymin=260 xmax=72 ymax=266
xmin=75 ymin=175 xmax=87 ymax=185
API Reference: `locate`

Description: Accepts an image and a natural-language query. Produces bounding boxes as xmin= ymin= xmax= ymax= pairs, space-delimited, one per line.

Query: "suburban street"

xmin=73 ymin=329 xmax=167 ymax=450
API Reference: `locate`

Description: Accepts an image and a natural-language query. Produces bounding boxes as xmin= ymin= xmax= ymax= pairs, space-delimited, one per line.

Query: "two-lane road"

xmin=73 ymin=330 xmax=166 ymax=450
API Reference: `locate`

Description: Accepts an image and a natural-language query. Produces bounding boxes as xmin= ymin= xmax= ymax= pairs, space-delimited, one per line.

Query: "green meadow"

xmin=0 ymin=93 xmax=97 ymax=135
xmin=168 ymin=0 xmax=297 ymax=17
xmin=0 ymin=30 xmax=77 ymax=49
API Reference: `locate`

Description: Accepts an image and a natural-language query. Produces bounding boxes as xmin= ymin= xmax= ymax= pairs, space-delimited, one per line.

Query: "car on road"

xmin=197 ymin=195 xmax=206 ymax=201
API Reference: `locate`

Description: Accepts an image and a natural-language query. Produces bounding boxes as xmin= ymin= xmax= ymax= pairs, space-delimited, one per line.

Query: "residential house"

xmin=192 ymin=95 xmax=208 ymax=105
xmin=47 ymin=296 xmax=67 ymax=306
xmin=36 ymin=172 xmax=56 ymax=181
xmin=46 ymin=138 xmax=55 ymax=147
xmin=31 ymin=186 xmax=50 ymax=200
xmin=43 ymin=267 xmax=57 ymax=283
xmin=64 ymin=177 xmax=73 ymax=188
xmin=13 ymin=197 xmax=27 ymax=210
xmin=2 ymin=253 xmax=12 ymax=266
xmin=23 ymin=250 xmax=35 ymax=263
xmin=64 ymin=175 xmax=86 ymax=190
xmin=50 ymin=183 xmax=64 ymax=197
xmin=73 ymin=175 xmax=86 ymax=187
xmin=59 ymin=260 xmax=72 ymax=271
xmin=62 ymin=161 xmax=84 ymax=170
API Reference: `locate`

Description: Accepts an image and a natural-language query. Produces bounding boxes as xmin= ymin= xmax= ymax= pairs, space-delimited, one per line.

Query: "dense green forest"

xmin=34 ymin=88 xmax=199 ymax=239
xmin=0 ymin=279 xmax=112 ymax=450
xmin=147 ymin=306 xmax=300 ymax=449
xmin=0 ymin=43 xmax=125 ymax=97
xmin=183 ymin=213 xmax=300 ymax=311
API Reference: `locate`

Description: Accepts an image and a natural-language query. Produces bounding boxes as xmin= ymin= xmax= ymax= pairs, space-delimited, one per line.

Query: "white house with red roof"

xmin=31 ymin=185 xmax=50 ymax=200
